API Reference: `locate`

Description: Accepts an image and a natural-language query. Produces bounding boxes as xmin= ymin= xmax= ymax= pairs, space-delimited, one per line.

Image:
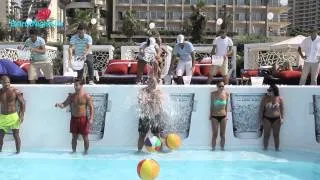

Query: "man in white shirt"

xmin=207 ymin=30 xmax=233 ymax=84
xmin=169 ymin=34 xmax=195 ymax=84
xmin=298 ymin=28 xmax=320 ymax=85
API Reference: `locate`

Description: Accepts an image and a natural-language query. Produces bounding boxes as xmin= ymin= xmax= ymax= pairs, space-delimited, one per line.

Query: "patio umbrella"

xmin=270 ymin=35 xmax=306 ymax=49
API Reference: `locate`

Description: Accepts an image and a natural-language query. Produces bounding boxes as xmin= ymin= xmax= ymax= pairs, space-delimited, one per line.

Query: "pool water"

xmin=1 ymin=148 xmax=320 ymax=180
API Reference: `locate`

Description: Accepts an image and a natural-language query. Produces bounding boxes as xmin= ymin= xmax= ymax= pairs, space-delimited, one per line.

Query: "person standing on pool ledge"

xmin=55 ymin=79 xmax=94 ymax=155
xmin=0 ymin=76 xmax=25 ymax=154
xmin=210 ymin=81 xmax=229 ymax=151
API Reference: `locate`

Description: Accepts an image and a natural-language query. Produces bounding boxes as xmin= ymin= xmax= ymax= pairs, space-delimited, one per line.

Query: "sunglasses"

xmin=218 ymin=85 xmax=224 ymax=88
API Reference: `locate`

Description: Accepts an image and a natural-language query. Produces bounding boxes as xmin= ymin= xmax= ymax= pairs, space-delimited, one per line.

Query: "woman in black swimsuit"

xmin=261 ymin=84 xmax=284 ymax=151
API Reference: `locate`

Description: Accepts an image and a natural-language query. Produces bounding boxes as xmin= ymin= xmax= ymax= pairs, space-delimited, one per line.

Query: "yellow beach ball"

xmin=137 ymin=159 xmax=160 ymax=180
xmin=166 ymin=133 xmax=181 ymax=150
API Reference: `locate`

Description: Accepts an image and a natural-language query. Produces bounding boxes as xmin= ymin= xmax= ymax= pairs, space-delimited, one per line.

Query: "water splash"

xmin=137 ymin=79 xmax=195 ymax=138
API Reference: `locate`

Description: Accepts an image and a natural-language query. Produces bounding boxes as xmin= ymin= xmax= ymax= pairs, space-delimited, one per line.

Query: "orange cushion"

xmin=242 ymin=69 xmax=259 ymax=78
xmin=200 ymin=65 xmax=222 ymax=76
xmin=278 ymin=70 xmax=301 ymax=79
xmin=193 ymin=64 xmax=201 ymax=76
xmin=129 ymin=62 xmax=152 ymax=75
xmin=108 ymin=59 xmax=130 ymax=64
xmin=105 ymin=62 xmax=129 ymax=74
xmin=14 ymin=60 xmax=30 ymax=72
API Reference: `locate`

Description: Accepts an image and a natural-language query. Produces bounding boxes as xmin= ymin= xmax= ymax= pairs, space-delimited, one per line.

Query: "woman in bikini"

xmin=261 ymin=84 xmax=284 ymax=151
xmin=210 ymin=81 xmax=229 ymax=151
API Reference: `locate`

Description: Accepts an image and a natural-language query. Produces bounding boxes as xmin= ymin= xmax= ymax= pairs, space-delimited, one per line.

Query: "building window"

xmin=184 ymin=12 xmax=192 ymax=18
xmin=251 ymin=0 xmax=263 ymax=6
xmin=118 ymin=12 xmax=123 ymax=20
xmin=167 ymin=11 xmax=182 ymax=19
xmin=206 ymin=0 xmax=217 ymax=5
xmin=167 ymin=25 xmax=181 ymax=31
xmin=150 ymin=0 xmax=164 ymax=4
xmin=151 ymin=11 xmax=165 ymax=19
xmin=236 ymin=0 xmax=249 ymax=5
xmin=235 ymin=27 xmax=246 ymax=34
xmin=235 ymin=13 xmax=247 ymax=21
xmin=133 ymin=0 xmax=148 ymax=3
xmin=118 ymin=0 xmax=130 ymax=3
xmin=251 ymin=12 xmax=262 ymax=21
xmin=167 ymin=0 xmax=182 ymax=4
xmin=219 ymin=0 xmax=232 ymax=5
xmin=206 ymin=12 xmax=216 ymax=20
xmin=136 ymin=11 xmax=148 ymax=19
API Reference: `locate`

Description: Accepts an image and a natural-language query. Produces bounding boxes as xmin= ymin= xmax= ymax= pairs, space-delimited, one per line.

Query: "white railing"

xmin=244 ymin=43 xmax=302 ymax=70
xmin=121 ymin=45 xmax=237 ymax=77
xmin=0 ymin=44 xmax=58 ymax=62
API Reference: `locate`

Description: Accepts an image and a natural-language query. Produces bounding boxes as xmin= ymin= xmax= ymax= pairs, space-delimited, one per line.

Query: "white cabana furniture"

xmin=244 ymin=35 xmax=306 ymax=70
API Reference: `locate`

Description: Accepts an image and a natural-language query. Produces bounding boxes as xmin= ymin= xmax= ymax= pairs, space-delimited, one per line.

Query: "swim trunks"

xmin=138 ymin=115 xmax=163 ymax=135
xmin=70 ymin=116 xmax=89 ymax=136
xmin=0 ymin=112 xmax=20 ymax=133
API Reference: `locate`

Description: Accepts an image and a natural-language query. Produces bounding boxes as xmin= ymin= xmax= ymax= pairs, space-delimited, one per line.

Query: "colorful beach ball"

xmin=144 ymin=136 xmax=161 ymax=152
xmin=137 ymin=159 xmax=160 ymax=180
xmin=166 ymin=133 xmax=181 ymax=150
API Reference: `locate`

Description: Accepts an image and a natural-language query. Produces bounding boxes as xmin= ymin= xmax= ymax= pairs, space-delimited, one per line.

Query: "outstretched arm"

xmin=87 ymin=94 xmax=94 ymax=124
xmin=55 ymin=95 xmax=72 ymax=109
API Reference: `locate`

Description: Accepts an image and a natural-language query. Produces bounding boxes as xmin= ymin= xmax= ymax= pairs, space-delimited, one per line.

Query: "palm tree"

xmin=67 ymin=9 xmax=99 ymax=40
xmin=122 ymin=10 xmax=141 ymax=42
xmin=189 ymin=0 xmax=207 ymax=43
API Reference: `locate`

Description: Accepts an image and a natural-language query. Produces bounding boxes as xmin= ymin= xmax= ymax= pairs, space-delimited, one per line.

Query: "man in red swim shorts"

xmin=55 ymin=79 xmax=94 ymax=155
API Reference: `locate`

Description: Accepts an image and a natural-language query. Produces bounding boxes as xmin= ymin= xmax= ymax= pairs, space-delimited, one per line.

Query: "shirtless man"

xmin=0 ymin=76 xmax=25 ymax=154
xmin=55 ymin=79 xmax=94 ymax=155
xmin=137 ymin=76 xmax=164 ymax=152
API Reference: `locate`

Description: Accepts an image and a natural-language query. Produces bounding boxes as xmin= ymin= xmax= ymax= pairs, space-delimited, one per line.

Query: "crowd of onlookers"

xmin=6 ymin=23 xmax=320 ymax=86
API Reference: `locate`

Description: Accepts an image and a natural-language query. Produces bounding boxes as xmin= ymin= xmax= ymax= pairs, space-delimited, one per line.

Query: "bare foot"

xmin=70 ymin=151 xmax=76 ymax=154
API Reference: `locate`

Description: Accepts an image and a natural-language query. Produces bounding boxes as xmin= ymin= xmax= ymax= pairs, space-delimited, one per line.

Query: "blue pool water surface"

xmin=0 ymin=148 xmax=320 ymax=180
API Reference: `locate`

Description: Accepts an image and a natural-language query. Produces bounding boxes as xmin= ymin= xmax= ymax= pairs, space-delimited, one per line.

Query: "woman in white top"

xmin=136 ymin=37 xmax=161 ymax=84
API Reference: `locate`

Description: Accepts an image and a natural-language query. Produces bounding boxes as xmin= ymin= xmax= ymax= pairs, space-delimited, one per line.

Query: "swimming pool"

xmin=1 ymin=148 xmax=320 ymax=180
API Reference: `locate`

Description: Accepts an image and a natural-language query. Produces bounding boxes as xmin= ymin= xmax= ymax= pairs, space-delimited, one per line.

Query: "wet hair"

xmin=146 ymin=38 xmax=151 ymax=46
xmin=77 ymin=23 xmax=86 ymax=30
xmin=217 ymin=81 xmax=224 ymax=86
xmin=1 ymin=75 xmax=10 ymax=81
xmin=29 ymin=28 xmax=37 ymax=35
xmin=74 ymin=78 xmax=84 ymax=85
xmin=269 ymin=84 xmax=279 ymax=96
